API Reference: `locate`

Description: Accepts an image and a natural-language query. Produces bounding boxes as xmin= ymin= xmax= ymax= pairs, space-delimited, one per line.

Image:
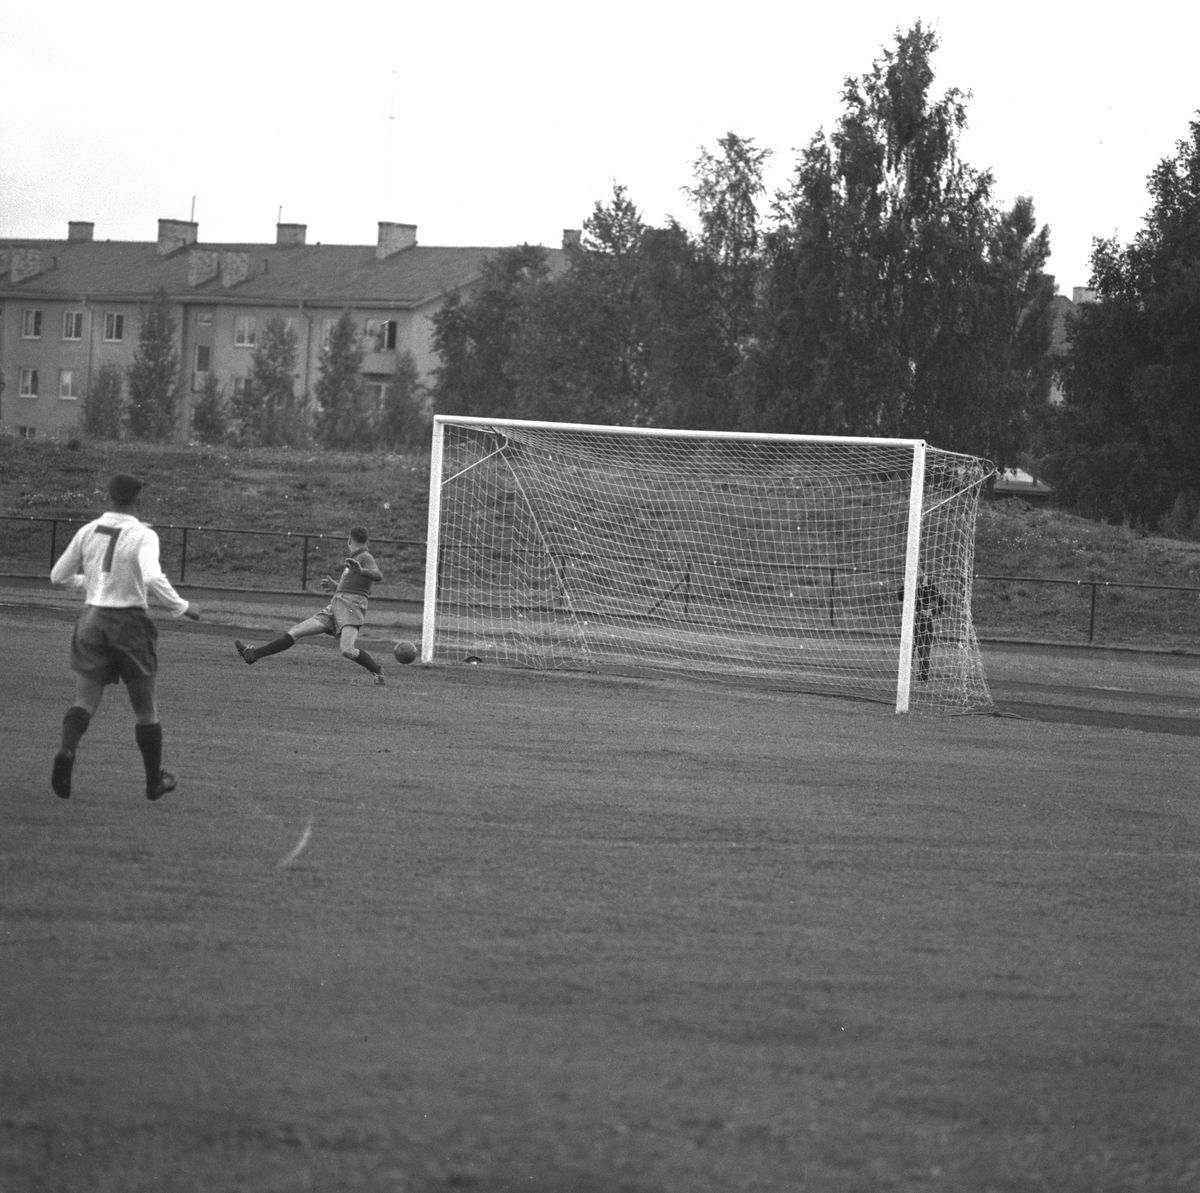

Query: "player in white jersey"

xmin=49 ymin=473 xmax=201 ymax=801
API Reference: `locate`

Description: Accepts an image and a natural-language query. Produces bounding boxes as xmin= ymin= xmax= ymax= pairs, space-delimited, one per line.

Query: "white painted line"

xmin=278 ymin=815 xmax=314 ymax=868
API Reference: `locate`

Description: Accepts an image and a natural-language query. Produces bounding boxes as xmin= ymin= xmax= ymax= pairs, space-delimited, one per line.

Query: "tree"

xmin=377 ymin=350 xmax=430 ymax=450
xmin=190 ymin=372 xmax=229 ymax=445
xmin=126 ymin=290 xmax=181 ymax=441
xmin=683 ymin=132 xmax=770 ymax=354
xmin=1049 ymin=117 xmax=1200 ymax=527
xmin=315 ymin=310 xmax=371 ymax=448
xmin=627 ymin=221 xmax=736 ymax=430
xmin=739 ymin=24 xmax=1052 ymax=464
xmin=431 ymin=244 xmax=550 ymax=418
xmin=507 ymin=187 xmax=653 ymax=425
xmin=507 ymin=185 xmax=739 ymax=428
xmin=84 ymin=362 xmax=124 ymax=439
xmin=974 ymin=197 xmax=1056 ymax=471
xmin=234 ymin=316 xmax=306 ymax=446
xmin=430 ymin=177 xmax=757 ymax=431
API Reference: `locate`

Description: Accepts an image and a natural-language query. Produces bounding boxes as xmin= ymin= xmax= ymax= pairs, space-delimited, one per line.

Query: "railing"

xmin=972 ymin=573 xmax=1200 ymax=644
xmin=2 ymin=514 xmax=1198 ymax=645
xmin=0 ymin=514 xmax=425 ymax=594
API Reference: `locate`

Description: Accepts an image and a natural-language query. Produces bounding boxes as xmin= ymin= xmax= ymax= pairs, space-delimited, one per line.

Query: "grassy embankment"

xmin=2 ymin=436 xmax=1198 ymax=649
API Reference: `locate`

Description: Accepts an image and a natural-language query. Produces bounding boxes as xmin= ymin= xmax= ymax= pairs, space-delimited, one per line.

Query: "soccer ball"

xmin=393 ymin=640 xmax=418 ymax=665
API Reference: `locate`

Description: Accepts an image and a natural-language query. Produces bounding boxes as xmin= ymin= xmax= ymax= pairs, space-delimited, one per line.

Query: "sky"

xmin=2 ymin=0 xmax=1197 ymax=295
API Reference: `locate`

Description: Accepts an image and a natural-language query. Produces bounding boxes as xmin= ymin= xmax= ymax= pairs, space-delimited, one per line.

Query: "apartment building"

xmin=0 ymin=218 xmax=566 ymax=439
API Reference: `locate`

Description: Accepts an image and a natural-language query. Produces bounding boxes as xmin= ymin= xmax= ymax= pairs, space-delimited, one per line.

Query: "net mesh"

xmin=429 ymin=420 xmax=995 ymax=713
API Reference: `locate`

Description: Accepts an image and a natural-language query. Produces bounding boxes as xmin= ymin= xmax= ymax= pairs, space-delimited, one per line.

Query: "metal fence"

xmin=3 ymin=514 xmax=1199 ymax=644
xmin=0 ymin=514 xmax=426 ymax=594
xmin=974 ymin=573 xmax=1200 ymax=648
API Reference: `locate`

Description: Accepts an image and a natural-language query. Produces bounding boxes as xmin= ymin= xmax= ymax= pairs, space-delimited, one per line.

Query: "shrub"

xmin=191 ymin=373 xmax=229 ymax=445
xmin=377 ymin=351 xmax=431 ymax=450
xmin=84 ymin=362 xmax=124 ymax=439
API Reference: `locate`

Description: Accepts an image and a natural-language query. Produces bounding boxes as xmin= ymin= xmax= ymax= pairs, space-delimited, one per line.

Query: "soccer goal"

xmin=421 ymin=417 xmax=996 ymax=714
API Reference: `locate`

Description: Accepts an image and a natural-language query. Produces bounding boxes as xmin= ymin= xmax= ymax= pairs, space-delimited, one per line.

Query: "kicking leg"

xmin=52 ymin=675 xmax=107 ymax=799
xmin=235 ymin=632 xmax=294 ymax=664
xmin=235 ymin=615 xmax=328 ymax=664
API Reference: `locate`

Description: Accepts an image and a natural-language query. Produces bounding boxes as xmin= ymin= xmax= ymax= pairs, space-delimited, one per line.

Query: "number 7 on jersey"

xmin=95 ymin=526 xmax=121 ymax=572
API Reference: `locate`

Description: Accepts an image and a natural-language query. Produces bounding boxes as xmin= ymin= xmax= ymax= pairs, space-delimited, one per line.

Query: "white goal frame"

xmin=422 ymin=416 xmax=991 ymax=714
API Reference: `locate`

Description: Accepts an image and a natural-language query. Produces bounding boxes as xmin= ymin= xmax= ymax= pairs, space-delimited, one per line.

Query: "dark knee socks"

xmin=135 ymin=722 xmax=164 ymax=788
xmin=351 ymin=648 xmax=382 ymax=675
xmin=61 ymin=709 xmax=163 ymax=791
xmin=254 ymin=633 xmax=295 ymax=659
xmin=61 ymin=706 xmax=91 ymax=753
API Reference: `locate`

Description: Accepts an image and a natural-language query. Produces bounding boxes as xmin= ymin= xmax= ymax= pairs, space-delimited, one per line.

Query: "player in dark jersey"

xmin=49 ymin=472 xmax=201 ymax=801
xmin=234 ymin=526 xmax=387 ymax=684
xmin=896 ymin=572 xmax=946 ymax=683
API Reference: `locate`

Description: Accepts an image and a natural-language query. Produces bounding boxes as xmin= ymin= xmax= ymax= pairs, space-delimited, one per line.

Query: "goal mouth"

xmin=423 ymin=417 xmax=995 ymax=714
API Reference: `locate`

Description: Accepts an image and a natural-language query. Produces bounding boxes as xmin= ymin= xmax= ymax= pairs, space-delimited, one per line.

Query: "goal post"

xmin=895 ymin=439 xmax=926 ymax=714
xmin=422 ymin=416 xmax=995 ymax=714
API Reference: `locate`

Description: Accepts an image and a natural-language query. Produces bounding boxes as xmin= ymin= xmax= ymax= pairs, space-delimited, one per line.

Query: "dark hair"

xmin=348 ymin=526 xmax=369 ymax=544
xmin=108 ymin=473 xmax=144 ymax=507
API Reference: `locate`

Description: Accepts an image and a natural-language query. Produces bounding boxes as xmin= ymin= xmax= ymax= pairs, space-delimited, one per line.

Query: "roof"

xmin=0 ymin=237 xmax=568 ymax=309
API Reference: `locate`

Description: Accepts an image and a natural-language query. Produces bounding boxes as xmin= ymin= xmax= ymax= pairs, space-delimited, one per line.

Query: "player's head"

xmin=108 ymin=473 xmax=144 ymax=509
xmin=348 ymin=526 xmax=369 ymax=546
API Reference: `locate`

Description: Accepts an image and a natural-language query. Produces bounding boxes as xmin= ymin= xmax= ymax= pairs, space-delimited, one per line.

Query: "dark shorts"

xmin=70 ymin=606 xmax=159 ymax=686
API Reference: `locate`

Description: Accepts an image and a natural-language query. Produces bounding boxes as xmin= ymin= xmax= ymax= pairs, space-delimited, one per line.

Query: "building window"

xmin=234 ymin=315 xmax=257 ymax=347
xmin=365 ymin=319 xmax=397 ymax=351
xmin=104 ymin=312 xmax=124 ymax=342
xmin=193 ymin=345 xmax=212 ymax=392
xmin=21 ymin=310 xmax=42 ymax=339
xmin=59 ymin=369 xmax=81 ymax=399
xmin=19 ymin=368 xmax=39 ymax=397
xmin=62 ymin=311 xmax=84 ymax=340
xmin=16 ymin=425 xmax=36 ymax=439
xmin=197 ymin=310 xmax=213 ymax=326
xmin=366 ymin=382 xmax=388 ymax=403
xmin=231 ymin=377 xmax=250 ymax=397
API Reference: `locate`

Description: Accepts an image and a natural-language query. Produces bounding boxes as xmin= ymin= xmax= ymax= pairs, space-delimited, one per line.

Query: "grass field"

xmin=3 ymin=597 xmax=1199 ymax=1192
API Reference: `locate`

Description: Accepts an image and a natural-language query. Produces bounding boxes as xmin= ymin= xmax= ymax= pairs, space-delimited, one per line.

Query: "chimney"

xmin=376 ymin=221 xmax=417 ymax=260
xmin=68 ymin=221 xmax=95 ymax=242
xmin=562 ymin=229 xmax=582 ymax=249
xmin=276 ymin=222 xmax=306 ymax=247
xmin=188 ymin=248 xmax=221 ymax=287
xmin=157 ymin=218 xmax=199 ymax=256
xmin=11 ymin=248 xmax=43 ymax=283
xmin=220 ymin=251 xmax=250 ymax=288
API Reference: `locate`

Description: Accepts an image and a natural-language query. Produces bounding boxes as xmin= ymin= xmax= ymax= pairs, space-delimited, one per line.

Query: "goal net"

xmin=422 ymin=417 xmax=995 ymax=714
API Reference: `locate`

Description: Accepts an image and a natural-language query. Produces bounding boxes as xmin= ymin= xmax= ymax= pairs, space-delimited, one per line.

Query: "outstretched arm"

xmin=345 ymin=551 xmax=383 ymax=583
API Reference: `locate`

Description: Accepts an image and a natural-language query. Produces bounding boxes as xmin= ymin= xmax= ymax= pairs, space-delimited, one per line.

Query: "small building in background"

xmin=0 ymin=218 xmax=569 ymax=441
xmin=990 ymin=466 xmax=1054 ymax=506
xmin=1047 ymin=284 xmax=1098 ymax=406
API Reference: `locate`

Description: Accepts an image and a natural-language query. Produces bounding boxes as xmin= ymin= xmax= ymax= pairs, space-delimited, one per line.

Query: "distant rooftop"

xmin=0 ymin=218 xmax=569 ymax=308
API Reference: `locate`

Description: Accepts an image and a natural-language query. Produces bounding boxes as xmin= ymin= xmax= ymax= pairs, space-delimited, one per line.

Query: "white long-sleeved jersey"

xmin=50 ymin=512 xmax=190 ymax=616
